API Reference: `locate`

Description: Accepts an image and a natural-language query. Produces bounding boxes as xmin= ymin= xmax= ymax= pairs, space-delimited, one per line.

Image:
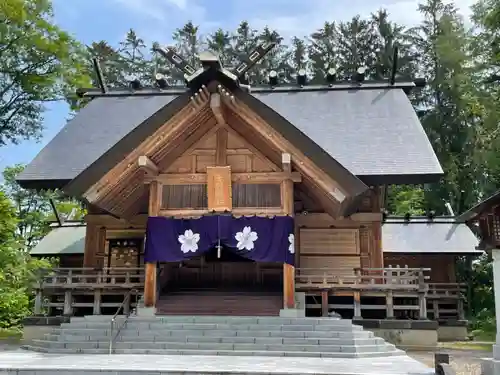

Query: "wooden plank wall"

xmin=295 ymin=187 xmax=383 ymax=275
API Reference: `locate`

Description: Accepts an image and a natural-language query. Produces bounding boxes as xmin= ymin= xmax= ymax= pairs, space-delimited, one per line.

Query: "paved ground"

xmin=0 ymin=345 xmax=489 ymax=374
xmin=409 ymin=349 xmax=489 ymax=375
xmin=0 ymin=349 xmax=434 ymax=375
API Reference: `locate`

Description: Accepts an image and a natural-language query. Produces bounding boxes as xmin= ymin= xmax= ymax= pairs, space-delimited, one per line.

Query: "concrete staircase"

xmin=24 ymin=315 xmax=405 ymax=358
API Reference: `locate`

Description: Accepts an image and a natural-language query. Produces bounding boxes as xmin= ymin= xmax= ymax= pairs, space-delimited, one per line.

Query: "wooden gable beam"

xmin=146 ymin=171 xmax=301 ymax=185
xmin=83 ymin=100 xmax=209 ymax=206
xmin=210 ymin=93 xmax=226 ymax=126
xmin=138 ymin=155 xmax=159 ymax=176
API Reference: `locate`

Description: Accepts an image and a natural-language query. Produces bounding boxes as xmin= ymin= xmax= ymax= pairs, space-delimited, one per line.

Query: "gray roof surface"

xmin=253 ymin=89 xmax=443 ymax=177
xmin=17 ymin=85 xmax=443 ymax=188
xmin=30 ymin=225 xmax=85 ymax=255
xmin=17 ymin=95 xmax=177 ymax=182
xmin=382 ymin=217 xmax=481 ymax=254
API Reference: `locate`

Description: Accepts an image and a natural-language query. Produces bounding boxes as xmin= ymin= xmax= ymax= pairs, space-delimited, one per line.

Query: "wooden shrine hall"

xmin=18 ymin=45 xmax=480 ymax=336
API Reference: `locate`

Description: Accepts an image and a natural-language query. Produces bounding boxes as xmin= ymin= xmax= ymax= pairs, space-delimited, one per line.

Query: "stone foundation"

xmin=21 ymin=316 xmax=69 ymax=346
xmin=437 ymin=320 xmax=468 ymax=341
xmin=353 ymin=319 xmax=438 ymax=349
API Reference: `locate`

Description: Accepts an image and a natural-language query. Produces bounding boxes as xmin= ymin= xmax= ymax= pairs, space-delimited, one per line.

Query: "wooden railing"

xmin=34 ymin=267 xmax=144 ymax=289
xmin=32 ymin=266 xmax=466 ymax=320
xmin=295 ymin=267 xmax=430 ymax=290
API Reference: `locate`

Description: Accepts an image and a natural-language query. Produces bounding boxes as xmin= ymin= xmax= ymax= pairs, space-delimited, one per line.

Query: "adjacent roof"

xmin=382 ymin=217 xmax=481 ymax=254
xmin=456 ymin=189 xmax=500 ymax=222
xmin=33 ymin=218 xmax=481 ymax=256
xmin=17 ymin=80 xmax=443 ymax=192
xmin=30 ymin=225 xmax=85 ymax=255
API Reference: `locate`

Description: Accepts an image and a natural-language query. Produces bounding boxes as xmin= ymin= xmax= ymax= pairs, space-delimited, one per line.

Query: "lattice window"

xmin=231 ymin=184 xmax=281 ymax=207
xmin=161 ymin=184 xmax=207 ymax=209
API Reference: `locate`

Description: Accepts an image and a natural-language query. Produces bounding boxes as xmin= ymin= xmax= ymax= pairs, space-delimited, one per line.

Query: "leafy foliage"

xmin=0 ymin=0 xmax=91 ymax=145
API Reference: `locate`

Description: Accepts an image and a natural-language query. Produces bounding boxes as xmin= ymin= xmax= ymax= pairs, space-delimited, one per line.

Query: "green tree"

xmin=0 ymin=190 xmax=53 ymax=327
xmin=0 ymin=0 xmax=91 ymax=146
xmin=2 ymin=165 xmax=84 ymax=250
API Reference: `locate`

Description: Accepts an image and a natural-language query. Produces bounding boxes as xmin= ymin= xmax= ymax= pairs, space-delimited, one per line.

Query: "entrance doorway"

xmin=160 ymin=245 xmax=282 ymax=292
xmin=156 ymin=246 xmax=284 ymax=316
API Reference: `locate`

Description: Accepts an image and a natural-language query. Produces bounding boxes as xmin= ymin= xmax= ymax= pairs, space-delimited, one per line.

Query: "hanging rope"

xmin=217 ymin=214 xmax=222 ymax=259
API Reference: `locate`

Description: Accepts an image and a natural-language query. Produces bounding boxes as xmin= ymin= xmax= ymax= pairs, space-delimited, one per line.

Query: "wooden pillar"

xmin=93 ymin=289 xmax=101 ymax=315
xmin=321 ymin=290 xmax=329 ymax=317
xmin=34 ymin=290 xmax=43 ymax=315
xmin=63 ymin=290 xmax=73 ymax=316
xmin=353 ymin=291 xmax=362 ymax=319
xmin=433 ymin=299 xmax=440 ymax=320
xmin=457 ymin=298 xmax=465 ymax=320
xmin=386 ymin=290 xmax=394 ymax=319
xmin=83 ymin=223 xmax=99 ymax=268
xmin=281 ymin=153 xmax=295 ymax=309
xmin=144 ymin=180 xmax=161 ymax=308
xmin=418 ymin=269 xmax=428 ymax=319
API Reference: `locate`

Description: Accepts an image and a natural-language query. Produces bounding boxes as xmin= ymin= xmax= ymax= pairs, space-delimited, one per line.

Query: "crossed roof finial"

xmin=152 ymin=41 xmax=276 ymax=86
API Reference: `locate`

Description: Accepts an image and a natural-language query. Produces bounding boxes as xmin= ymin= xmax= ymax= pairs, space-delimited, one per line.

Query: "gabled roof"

xmin=456 ymin=189 xmax=500 ymax=222
xmin=17 ymin=79 xmax=443 ymax=193
xmin=251 ymin=88 xmax=443 ymax=185
xmin=30 ymin=225 xmax=85 ymax=255
xmin=17 ymin=94 xmax=186 ymax=190
xmin=382 ymin=217 xmax=481 ymax=254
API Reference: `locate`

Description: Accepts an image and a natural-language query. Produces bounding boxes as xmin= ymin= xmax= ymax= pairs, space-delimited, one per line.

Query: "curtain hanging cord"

xmin=217 ymin=215 xmax=221 ymax=259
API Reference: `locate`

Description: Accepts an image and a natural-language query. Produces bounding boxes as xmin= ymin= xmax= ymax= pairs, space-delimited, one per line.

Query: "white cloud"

xmin=111 ymin=0 xmax=213 ymax=43
xmin=248 ymin=0 xmax=477 ymax=38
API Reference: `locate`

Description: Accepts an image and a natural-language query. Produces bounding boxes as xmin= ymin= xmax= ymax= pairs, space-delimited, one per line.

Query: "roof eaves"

xmin=64 ymin=93 xmax=191 ymax=197
xmin=456 ymin=190 xmax=500 ymax=223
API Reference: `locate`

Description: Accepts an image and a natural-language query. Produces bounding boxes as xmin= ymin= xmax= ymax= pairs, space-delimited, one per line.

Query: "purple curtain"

xmin=145 ymin=215 xmax=295 ymax=265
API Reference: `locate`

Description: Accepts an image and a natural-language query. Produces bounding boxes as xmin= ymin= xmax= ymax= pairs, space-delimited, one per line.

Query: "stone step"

xmin=33 ymin=339 xmax=395 ymax=354
xmin=61 ymin=323 xmax=364 ymax=333
xmin=73 ymin=315 xmax=356 ymax=325
xmin=53 ymin=328 xmax=374 ymax=339
xmin=49 ymin=333 xmax=383 ymax=346
xmin=23 ymin=345 xmax=405 ymax=358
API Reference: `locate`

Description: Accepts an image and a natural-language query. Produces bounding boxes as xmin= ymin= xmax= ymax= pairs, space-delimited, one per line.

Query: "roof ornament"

xmin=92 ymin=57 xmax=107 ymax=94
xmin=152 ymin=41 xmax=276 ymax=89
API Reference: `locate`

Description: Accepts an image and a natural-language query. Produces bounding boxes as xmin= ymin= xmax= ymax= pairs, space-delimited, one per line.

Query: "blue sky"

xmin=0 ymin=0 xmax=475 ymax=173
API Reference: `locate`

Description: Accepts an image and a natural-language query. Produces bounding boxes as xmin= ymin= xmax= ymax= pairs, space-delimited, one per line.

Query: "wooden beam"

xmin=210 ymin=93 xmax=226 ymax=126
xmin=281 ymin=153 xmax=295 ymax=310
xmin=144 ymin=180 xmax=162 ymax=309
xmin=83 ymin=103 xmax=206 ymax=204
xmin=158 ymin=207 xmax=285 ymax=217
xmin=138 ymin=155 xmax=159 ymax=176
xmin=147 ymin=172 xmax=301 ymax=185
xmin=216 ymin=128 xmax=228 ymax=166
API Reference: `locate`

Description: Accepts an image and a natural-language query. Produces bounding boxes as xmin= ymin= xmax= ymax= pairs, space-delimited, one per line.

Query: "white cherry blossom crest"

xmin=178 ymin=229 xmax=200 ymax=254
xmin=235 ymin=226 xmax=258 ymax=251
xmin=288 ymin=233 xmax=295 ymax=254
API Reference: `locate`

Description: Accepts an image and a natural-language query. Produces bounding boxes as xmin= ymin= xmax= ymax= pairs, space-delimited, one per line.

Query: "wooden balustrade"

xmin=295 ymin=267 xmax=430 ymax=290
xmin=32 ymin=266 xmax=465 ymax=321
xmin=34 ymin=267 xmax=144 ymax=289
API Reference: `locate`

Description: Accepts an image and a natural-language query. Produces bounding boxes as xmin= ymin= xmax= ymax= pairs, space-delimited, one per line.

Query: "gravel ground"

xmin=408 ymin=349 xmax=489 ymax=375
